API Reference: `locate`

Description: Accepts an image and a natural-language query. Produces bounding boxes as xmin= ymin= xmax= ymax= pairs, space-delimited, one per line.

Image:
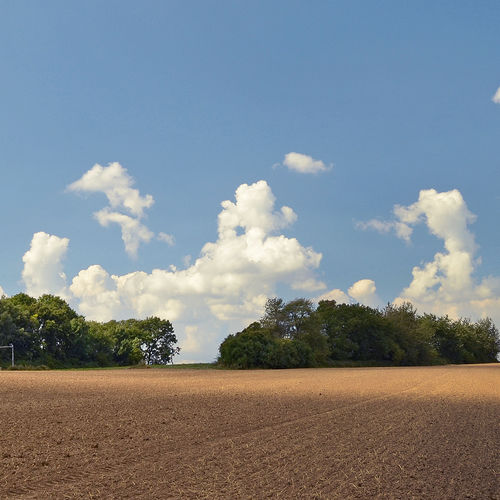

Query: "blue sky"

xmin=1 ymin=1 xmax=499 ymax=361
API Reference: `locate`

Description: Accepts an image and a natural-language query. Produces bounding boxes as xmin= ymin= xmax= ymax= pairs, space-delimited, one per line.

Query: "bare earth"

xmin=0 ymin=365 xmax=499 ymax=499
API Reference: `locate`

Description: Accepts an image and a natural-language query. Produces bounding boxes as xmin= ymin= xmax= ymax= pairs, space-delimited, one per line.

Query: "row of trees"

xmin=218 ymin=298 xmax=500 ymax=368
xmin=0 ymin=294 xmax=180 ymax=368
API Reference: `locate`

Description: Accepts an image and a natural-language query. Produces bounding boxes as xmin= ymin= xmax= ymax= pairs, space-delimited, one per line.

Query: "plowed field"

xmin=0 ymin=364 xmax=499 ymax=499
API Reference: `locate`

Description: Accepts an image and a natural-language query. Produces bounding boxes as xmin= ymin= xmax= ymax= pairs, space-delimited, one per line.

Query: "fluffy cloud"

xmin=348 ymin=279 xmax=380 ymax=307
xmin=68 ymin=162 xmax=153 ymax=217
xmin=393 ymin=189 xmax=477 ymax=304
xmin=492 ymin=86 xmax=500 ymax=104
xmin=32 ymin=180 xmax=325 ymax=360
xmin=94 ymin=209 xmax=154 ymax=258
xmin=316 ymin=279 xmax=381 ymax=308
xmin=282 ymin=152 xmax=332 ymax=174
xmin=315 ymin=288 xmax=350 ymax=304
xmin=69 ymin=265 xmax=125 ymax=321
xmin=365 ymin=188 xmax=500 ymax=326
xmin=22 ymin=232 xmax=69 ymax=299
xmin=0 ymin=285 xmax=5 ymax=297
xmin=68 ymin=163 xmax=158 ymax=257
xmin=357 ymin=188 xmax=478 ymax=251
xmin=393 ymin=189 xmax=476 ymax=253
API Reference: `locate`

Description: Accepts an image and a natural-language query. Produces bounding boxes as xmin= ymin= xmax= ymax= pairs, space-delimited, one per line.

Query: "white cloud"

xmin=94 ymin=209 xmax=154 ymax=258
xmin=316 ymin=288 xmax=351 ymax=304
xmin=393 ymin=189 xmax=476 ymax=253
xmin=393 ymin=189 xmax=477 ymax=306
xmin=22 ymin=232 xmax=69 ymax=299
xmin=68 ymin=162 xmax=153 ymax=217
xmin=68 ymin=163 xmax=162 ymax=258
xmin=362 ymin=188 xmax=500 ymax=326
xmin=282 ymin=152 xmax=332 ymax=174
xmin=356 ymin=219 xmax=413 ymax=243
xmin=354 ymin=188 xmax=500 ymax=321
xmin=0 ymin=285 xmax=5 ymax=297
xmin=181 ymin=325 xmax=202 ymax=353
xmin=492 ymin=86 xmax=500 ymax=104
xmin=69 ymin=265 xmax=125 ymax=321
xmin=63 ymin=180 xmax=325 ymax=360
xmin=348 ymin=279 xmax=380 ymax=307
xmin=158 ymin=232 xmax=175 ymax=246
xmin=358 ymin=188 xmax=477 ymax=250
xmin=315 ymin=278 xmax=381 ymax=308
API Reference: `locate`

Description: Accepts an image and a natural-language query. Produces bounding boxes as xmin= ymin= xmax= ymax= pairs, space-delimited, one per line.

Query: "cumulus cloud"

xmin=315 ymin=279 xmax=381 ymax=308
xmin=282 ymin=152 xmax=332 ymax=174
xmin=39 ymin=180 xmax=325 ymax=360
xmin=22 ymin=232 xmax=69 ymax=299
xmin=315 ymin=288 xmax=351 ymax=304
xmin=492 ymin=86 xmax=500 ymax=104
xmin=348 ymin=279 xmax=380 ymax=307
xmin=69 ymin=265 xmax=123 ymax=321
xmin=68 ymin=162 xmax=153 ymax=217
xmin=68 ymin=163 xmax=159 ymax=257
xmin=0 ymin=285 xmax=5 ymax=297
xmin=392 ymin=189 xmax=477 ymax=305
xmin=393 ymin=189 xmax=476 ymax=253
xmin=94 ymin=209 xmax=154 ymax=258
xmin=361 ymin=188 xmax=500 ymax=326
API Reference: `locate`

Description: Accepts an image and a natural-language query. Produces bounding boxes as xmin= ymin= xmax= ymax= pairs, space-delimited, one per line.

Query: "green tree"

xmin=383 ymin=302 xmax=440 ymax=365
xmin=317 ymin=300 xmax=402 ymax=363
xmin=219 ymin=322 xmax=276 ymax=368
xmin=33 ymin=295 xmax=81 ymax=366
xmin=218 ymin=321 xmax=315 ymax=369
xmin=138 ymin=317 xmax=180 ymax=364
xmin=261 ymin=298 xmax=329 ymax=365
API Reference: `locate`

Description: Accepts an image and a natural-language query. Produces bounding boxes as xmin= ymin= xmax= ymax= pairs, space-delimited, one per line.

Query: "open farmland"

xmin=0 ymin=365 xmax=499 ymax=499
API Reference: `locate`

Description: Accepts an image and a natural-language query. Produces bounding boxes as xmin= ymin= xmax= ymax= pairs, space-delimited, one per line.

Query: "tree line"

xmin=218 ymin=298 xmax=500 ymax=368
xmin=0 ymin=293 xmax=180 ymax=368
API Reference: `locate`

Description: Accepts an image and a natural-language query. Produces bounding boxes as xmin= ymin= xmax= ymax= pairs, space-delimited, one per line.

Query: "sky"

xmin=1 ymin=1 xmax=499 ymax=362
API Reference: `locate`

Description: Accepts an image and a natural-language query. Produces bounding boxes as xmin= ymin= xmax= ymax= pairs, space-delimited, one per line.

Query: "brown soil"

xmin=0 ymin=364 xmax=499 ymax=499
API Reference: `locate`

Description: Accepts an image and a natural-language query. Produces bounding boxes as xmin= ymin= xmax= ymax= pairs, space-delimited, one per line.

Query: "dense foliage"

xmin=218 ymin=298 xmax=500 ymax=368
xmin=0 ymin=293 xmax=180 ymax=368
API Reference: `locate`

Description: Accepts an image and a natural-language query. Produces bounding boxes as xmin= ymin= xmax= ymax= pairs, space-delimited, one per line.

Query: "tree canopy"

xmin=218 ymin=297 xmax=500 ymax=369
xmin=0 ymin=294 xmax=180 ymax=368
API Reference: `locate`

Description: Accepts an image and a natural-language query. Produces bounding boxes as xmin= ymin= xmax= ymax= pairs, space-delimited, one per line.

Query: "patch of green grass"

xmin=1 ymin=364 xmax=50 ymax=371
xmin=151 ymin=362 xmax=221 ymax=370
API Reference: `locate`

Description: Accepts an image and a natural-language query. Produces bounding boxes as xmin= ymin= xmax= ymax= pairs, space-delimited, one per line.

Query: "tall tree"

xmin=139 ymin=317 xmax=180 ymax=364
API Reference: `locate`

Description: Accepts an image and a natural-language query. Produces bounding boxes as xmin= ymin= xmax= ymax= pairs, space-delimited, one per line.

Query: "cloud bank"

xmin=19 ymin=177 xmax=500 ymax=360
xmin=282 ymin=152 xmax=332 ymax=174
xmin=24 ymin=180 xmax=325 ymax=360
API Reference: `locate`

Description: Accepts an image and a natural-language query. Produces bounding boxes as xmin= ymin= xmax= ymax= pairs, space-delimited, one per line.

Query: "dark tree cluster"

xmin=218 ymin=298 xmax=500 ymax=369
xmin=0 ymin=293 xmax=180 ymax=368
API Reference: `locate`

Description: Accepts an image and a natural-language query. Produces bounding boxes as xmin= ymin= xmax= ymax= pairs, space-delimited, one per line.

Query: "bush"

xmin=218 ymin=323 xmax=316 ymax=369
